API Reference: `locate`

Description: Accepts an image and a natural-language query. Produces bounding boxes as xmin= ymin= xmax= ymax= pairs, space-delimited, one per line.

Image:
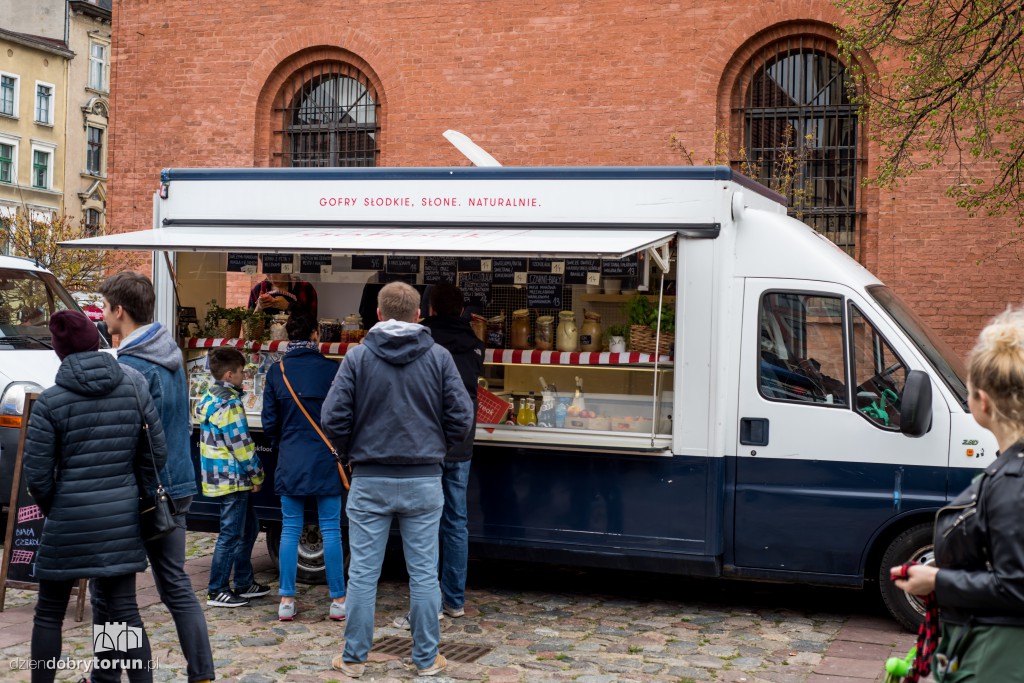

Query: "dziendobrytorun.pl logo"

xmin=8 ymin=622 xmax=159 ymax=673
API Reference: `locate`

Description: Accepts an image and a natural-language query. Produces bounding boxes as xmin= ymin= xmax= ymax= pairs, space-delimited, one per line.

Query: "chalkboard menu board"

xmin=602 ymin=254 xmax=640 ymax=277
xmin=378 ymin=272 xmax=418 ymax=285
xmin=459 ymin=271 xmax=492 ymax=307
xmin=227 ymin=253 xmax=259 ymax=273
xmin=352 ymin=255 xmax=385 ymax=270
xmin=527 ymin=274 xmax=564 ymax=308
xmin=261 ymin=253 xmax=296 ymax=274
xmin=424 ymin=257 xmax=458 ymax=284
xmin=386 ymin=256 xmax=420 ymax=274
xmin=457 ymin=258 xmax=482 ymax=272
xmin=529 ymin=259 xmax=554 ymax=273
xmin=300 ymin=254 xmax=332 ymax=274
xmin=565 ymin=259 xmax=601 ymax=285
xmin=491 ymin=258 xmax=527 ymax=285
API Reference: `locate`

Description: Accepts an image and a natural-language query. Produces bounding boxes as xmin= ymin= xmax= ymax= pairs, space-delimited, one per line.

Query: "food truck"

xmin=62 ymin=165 xmax=995 ymax=629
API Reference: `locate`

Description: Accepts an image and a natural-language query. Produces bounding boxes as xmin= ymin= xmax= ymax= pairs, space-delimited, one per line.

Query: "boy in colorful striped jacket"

xmin=197 ymin=347 xmax=269 ymax=608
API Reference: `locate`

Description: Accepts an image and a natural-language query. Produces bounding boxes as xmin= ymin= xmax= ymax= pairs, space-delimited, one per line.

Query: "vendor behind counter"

xmin=249 ymin=272 xmax=318 ymax=319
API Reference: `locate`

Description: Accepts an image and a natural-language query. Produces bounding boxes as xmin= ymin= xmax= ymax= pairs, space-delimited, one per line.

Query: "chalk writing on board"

xmin=601 ymin=254 xmax=639 ymax=277
xmin=527 ymin=273 xmax=564 ymax=308
xmin=565 ymin=259 xmax=601 ymax=285
xmin=7 ymin=484 xmax=44 ymax=583
xmin=491 ymin=259 xmax=526 ymax=285
xmin=423 ymin=257 xmax=458 ymax=284
xmin=227 ymin=253 xmax=259 ymax=273
xmin=351 ymin=255 xmax=385 ymax=270
xmin=300 ymin=254 xmax=332 ymax=274
xmin=386 ymin=256 xmax=420 ymax=274
xmin=528 ymin=259 xmax=554 ymax=273
xmin=459 ymin=271 xmax=492 ymax=307
xmin=261 ymin=253 xmax=296 ymax=274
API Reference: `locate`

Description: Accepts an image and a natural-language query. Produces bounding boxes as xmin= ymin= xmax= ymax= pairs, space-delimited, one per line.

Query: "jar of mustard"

xmin=580 ymin=310 xmax=602 ymax=352
xmin=556 ymin=311 xmax=578 ymax=352
xmin=535 ymin=315 xmax=554 ymax=350
xmin=511 ymin=309 xmax=531 ymax=349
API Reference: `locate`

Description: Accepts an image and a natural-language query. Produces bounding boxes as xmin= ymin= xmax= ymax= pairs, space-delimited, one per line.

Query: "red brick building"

xmin=108 ymin=1 xmax=1019 ymax=354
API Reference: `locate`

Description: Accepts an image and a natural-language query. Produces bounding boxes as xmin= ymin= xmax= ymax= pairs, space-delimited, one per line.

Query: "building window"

xmin=734 ymin=38 xmax=861 ymax=255
xmin=35 ymin=82 xmax=53 ymax=124
xmin=0 ymin=143 xmax=13 ymax=184
xmin=274 ymin=62 xmax=380 ymax=167
xmin=86 ymin=126 xmax=103 ymax=175
xmin=32 ymin=149 xmax=51 ymax=189
xmin=0 ymin=74 xmax=17 ymax=117
xmin=84 ymin=208 xmax=101 ymax=236
xmin=89 ymin=42 xmax=108 ymax=91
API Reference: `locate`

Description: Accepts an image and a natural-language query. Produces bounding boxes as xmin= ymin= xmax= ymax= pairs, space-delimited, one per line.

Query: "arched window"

xmin=273 ymin=62 xmax=380 ymax=167
xmin=735 ymin=39 xmax=860 ymax=254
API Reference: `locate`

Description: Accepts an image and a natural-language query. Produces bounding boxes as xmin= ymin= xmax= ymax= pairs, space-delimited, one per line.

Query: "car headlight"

xmin=0 ymin=382 xmax=45 ymax=428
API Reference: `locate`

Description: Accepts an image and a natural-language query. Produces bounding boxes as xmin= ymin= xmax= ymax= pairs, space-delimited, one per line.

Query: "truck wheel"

xmin=265 ymin=523 xmax=347 ymax=586
xmin=877 ymin=522 xmax=934 ymax=631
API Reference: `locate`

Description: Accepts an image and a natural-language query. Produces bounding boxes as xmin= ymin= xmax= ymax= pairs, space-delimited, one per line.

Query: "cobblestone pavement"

xmin=0 ymin=532 xmax=916 ymax=682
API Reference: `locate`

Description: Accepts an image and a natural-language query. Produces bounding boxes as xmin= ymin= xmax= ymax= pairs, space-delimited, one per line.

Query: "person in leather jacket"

xmin=893 ymin=308 xmax=1024 ymax=681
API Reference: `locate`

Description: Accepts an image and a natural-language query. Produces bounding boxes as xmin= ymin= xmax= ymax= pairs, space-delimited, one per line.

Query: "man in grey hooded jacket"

xmin=322 ymin=281 xmax=473 ymax=679
xmin=97 ymin=272 xmax=215 ymax=683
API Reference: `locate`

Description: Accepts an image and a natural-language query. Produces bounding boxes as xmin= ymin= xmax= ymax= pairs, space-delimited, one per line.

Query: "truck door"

xmin=733 ymin=280 xmax=950 ymax=579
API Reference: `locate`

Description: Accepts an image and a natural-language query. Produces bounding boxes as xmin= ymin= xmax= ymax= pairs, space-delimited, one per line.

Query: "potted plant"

xmin=605 ymin=323 xmax=629 ymax=353
xmin=242 ymin=309 xmax=269 ymax=341
xmin=201 ymin=300 xmax=246 ymax=339
xmin=625 ymin=294 xmax=674 ymax=355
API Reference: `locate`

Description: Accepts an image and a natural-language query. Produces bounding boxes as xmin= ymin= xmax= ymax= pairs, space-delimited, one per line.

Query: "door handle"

xmin=739 ymin=417 xmax=769 ymax=446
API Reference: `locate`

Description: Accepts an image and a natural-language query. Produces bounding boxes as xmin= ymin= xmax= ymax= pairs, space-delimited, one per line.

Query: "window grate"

xmin=371 ymin=636 xmax=493 ymax=664
xmin=272 ymin=61 xmax=380 ymax=168
xmin=733 ymin=36 xmax=863 ymax=256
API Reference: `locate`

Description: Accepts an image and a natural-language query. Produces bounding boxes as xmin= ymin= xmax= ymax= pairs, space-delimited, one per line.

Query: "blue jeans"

xmin=208 ymin=491 xmax=259 ymax=594
xmin=279 ymin=494 xmax=346 ymax=599
xmin=440 ymin=460 xmax=471 ymax=610
xmin=343 ymin=476 xmax=443 ymax=669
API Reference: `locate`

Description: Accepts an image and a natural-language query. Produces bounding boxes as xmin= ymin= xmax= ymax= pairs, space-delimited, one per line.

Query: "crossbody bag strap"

xmin=279 ymin=361 xmax=350 ymax=490
xmin=127 ymin=373 xmax=165 ymax=492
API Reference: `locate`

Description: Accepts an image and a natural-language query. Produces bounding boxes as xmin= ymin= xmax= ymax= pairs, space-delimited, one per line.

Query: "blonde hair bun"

xmin=969 ymin=307 xmax=1024 ymax=433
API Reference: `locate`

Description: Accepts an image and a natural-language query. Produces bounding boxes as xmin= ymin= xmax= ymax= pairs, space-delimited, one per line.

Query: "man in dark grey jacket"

xmin=97 ymin=272 xmax=215 ymax=683
xmin=322 ymin=282 xmax=473 ymax=679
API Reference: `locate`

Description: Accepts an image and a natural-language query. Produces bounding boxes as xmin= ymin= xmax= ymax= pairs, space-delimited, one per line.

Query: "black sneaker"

xmin=207 ymin=590 xmax=249 ymax=608
xmin=238 ymin=582 xmax=271 ymax=598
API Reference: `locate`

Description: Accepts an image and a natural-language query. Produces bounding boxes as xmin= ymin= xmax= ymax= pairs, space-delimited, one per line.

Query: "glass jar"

xmin=269 ymin=313 xmax=290 ymax=341
xmin=341 ymin=314 xmax=362 ymax=343
xmin=579 ymin=310 xmax=602 ymax=352
xmin=556 ymin=311 xmax=578 ymax=352
xmin=535 ymin=315 xmax=554 ymax=350
xmin=318 ymin=318 xmax=341 ymax=343
xmin=470 ymin=314 xmax=487 ymax=344
xmin=486 ymin=313 xmax=505 ymax=348
xmin=511 ymin=309 xmax=531 ymax=349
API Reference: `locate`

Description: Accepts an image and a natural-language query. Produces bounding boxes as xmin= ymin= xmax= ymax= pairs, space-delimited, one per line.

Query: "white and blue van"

xmin=64 ymin=166 xmax=995 ymax=629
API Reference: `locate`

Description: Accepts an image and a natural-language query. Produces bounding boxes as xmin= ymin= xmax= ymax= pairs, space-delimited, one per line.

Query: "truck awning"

xmin=60 ymin=227 xmax=677 ymax=260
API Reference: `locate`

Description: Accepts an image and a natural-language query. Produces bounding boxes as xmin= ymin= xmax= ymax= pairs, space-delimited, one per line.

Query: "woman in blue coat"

xmin=261 ymin=315 xmax=346 ymax=621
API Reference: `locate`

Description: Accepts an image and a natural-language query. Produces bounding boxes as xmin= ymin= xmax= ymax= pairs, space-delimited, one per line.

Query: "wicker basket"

xmin=242 ymin=318 xmax=265 ymax=341
xmin=213 ymin=319 xmax=242 ymax=339
xmin=629 ymin=324 xmax=674 ymax=356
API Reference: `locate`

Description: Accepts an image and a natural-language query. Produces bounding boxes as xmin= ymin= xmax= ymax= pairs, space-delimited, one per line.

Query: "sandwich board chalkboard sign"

xmin=0 ymin=393 xmax=87 ymax=620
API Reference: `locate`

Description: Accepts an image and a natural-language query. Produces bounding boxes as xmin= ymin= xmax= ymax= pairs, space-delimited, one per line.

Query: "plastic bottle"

xmin=554 ymin=399 xmax=569 ymax=428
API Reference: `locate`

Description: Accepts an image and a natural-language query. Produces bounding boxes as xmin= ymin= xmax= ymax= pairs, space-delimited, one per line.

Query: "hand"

xmin=252 ymin=484 xmax=262 ymax=493
xmin=891 ymin=564 xmax=938 ymax=596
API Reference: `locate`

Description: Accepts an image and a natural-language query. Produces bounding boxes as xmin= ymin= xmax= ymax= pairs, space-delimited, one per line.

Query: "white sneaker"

xmin=329 ymin=601 xmax=346 ymax=621
xmin=443 ymin=603 xmax=465 ymax=618
xmin=392 ymin=611 xmax=443 ymax=629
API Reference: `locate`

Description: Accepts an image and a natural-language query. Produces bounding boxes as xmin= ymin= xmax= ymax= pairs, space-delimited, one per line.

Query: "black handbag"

xmin=129 ymin=376 xmax=176 ymax=543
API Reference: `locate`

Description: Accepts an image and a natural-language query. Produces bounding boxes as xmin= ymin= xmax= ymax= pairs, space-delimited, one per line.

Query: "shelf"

xmin=485 ymin=349 xmax=671 ymax=366
xmin=578 ymin=294 xmax=676 ymax=303
xmin=185 ymin=338 xmax=359 ymax=355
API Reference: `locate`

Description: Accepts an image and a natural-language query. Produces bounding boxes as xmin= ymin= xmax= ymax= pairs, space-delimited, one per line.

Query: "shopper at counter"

xmin=248 ymin=272 xmax=318 ymax=319
xmin=261 ymin=315 xmax=347 ymax=622
xmin=98 ymin=272 xmax=216 ymax=683
xmin=322 ymin=281 xmax=474 ymax=679
xmin=419 ymin=284 xmax=483 ymax=622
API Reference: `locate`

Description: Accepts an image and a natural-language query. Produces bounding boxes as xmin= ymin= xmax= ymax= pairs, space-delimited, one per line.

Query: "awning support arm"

xmin=648 ymin=244 xmax=671 ymax=273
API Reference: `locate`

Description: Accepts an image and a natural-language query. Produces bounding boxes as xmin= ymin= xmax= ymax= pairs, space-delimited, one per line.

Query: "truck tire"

xmin=265 ymin=523 xmax=349 ymax=586
xmin=877 ymin=522 xmax=934 ymax=631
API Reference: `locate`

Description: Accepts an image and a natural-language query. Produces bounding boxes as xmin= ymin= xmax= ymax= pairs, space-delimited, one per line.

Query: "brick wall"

xmin=109 ymin=0 xmax=1023 ymax=355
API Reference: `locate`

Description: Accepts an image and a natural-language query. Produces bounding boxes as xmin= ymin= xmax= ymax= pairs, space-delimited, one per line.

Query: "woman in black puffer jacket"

xmin=24 ymin=311 xmax=167 ymax=683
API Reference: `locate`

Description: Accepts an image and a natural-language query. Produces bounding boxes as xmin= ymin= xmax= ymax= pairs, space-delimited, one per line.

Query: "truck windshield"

xmin=0 ymin=268 xmax=102 ymax=351
xmin=867 ymin=285 xmax=968 ymax=410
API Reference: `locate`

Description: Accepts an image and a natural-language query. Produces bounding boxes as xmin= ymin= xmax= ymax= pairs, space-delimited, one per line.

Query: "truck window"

xmin=758 ymin=292 xmax=848 ymax=406
xmin=0 ymin=268 xmax=85 ymax=350
xmin=850 ymin=304 xmax=907 ymax=429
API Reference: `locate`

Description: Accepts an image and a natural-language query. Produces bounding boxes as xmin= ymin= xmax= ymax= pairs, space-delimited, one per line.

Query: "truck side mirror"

xmin=900 ymin=369 xmax=932 ymax=437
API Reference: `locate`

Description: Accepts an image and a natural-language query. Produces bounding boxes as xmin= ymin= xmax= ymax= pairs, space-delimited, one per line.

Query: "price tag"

xmin=242 ymin=265 xmax=257 ymax=276
xmin=586 ymin=271 xmax=601 ymax=286
xmin=481 ymin=259 xmax=492 ymax=272
xmin=551 ymin=261 xmax=565 ymax=275
xmin=281 ymin=263 xmax=293 ymax=274
xmin=320 ymin=265 xmax=333 ymax=275
xmin=514 ymin=272 xmax=528 ymax=285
